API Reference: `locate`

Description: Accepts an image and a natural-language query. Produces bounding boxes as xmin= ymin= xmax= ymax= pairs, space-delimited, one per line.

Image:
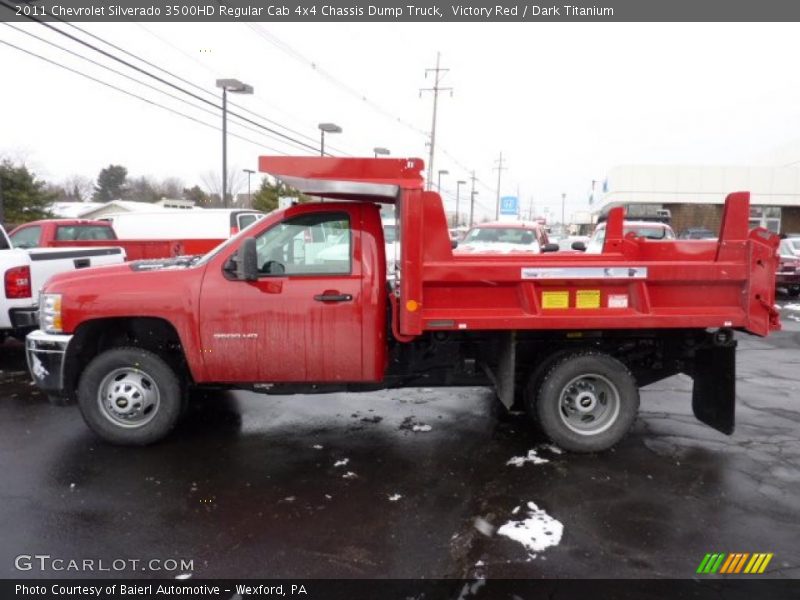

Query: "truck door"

xmin=199 ymin=205 xmax=365 ymax=383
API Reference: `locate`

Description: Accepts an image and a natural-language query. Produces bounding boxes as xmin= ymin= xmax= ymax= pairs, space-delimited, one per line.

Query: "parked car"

xmin=678 ymin=227 xmax=717 ymax=240
xmin=10 ymin=219 xmax=185 ymax=261
xmin=777 ymin=238 xmax=800 ymax=297
xmin=0 ymin=224 xmax=125 ymax=341
xmin=455 ymin=221 xmax=553 ymax=254
xmin=586 ymin=221 xmax=676 ymax=253
xmin=779 ymin=236 xmax=800 ymax=258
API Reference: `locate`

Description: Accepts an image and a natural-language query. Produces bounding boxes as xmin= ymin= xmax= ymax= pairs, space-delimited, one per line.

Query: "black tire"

xmin=77 ymin=347 xmax=182 ymax=446
xmin=532 ymin=352 xmax=639 ymax=453
xmin=47 ymin=394 xmax=73 ymax=407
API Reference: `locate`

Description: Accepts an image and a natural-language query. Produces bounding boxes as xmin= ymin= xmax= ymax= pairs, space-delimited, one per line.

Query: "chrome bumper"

xmin=26 ymin=330 xmax=73 ymax=393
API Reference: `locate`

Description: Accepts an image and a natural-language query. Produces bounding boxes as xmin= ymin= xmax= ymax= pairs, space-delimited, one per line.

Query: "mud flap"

xmin=692 ymin=344 xmax=736 ymax=435
xmin=482 ymin=331 xmax=516 ymax=409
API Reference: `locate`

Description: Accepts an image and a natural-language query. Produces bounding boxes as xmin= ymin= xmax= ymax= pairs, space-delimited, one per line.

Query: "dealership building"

xmin=595 ymin=165 xmax=800 ymax=236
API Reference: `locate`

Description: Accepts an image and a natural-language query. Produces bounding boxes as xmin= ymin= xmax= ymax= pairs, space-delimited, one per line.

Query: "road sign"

xmin=499 ymin=196 xmax=519 ymax=216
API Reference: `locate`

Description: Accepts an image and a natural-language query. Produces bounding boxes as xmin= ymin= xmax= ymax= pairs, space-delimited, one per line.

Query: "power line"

xmin=0 ymin=38 xmax=288 ymax=157
xmin=420 ymin=52 xmax=453 ymax=191
xmin=0 ymin=3 xmax=325 ymax=155
xmin=132 ymin=22 xmax=352 ymax=156
xmin=1 ymin=23 xmax=315 ymax=156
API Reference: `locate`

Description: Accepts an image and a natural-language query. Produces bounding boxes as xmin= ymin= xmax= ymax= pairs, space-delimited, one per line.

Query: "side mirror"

xmin=226 ymin=237 xmax=258 ymax=281
xmin=571 ymin=241 xmax=587 ymax=252
xmin=541 ymin=243 xmax=560 ymax=253
xmin=451 ymin=239 xmax=459 ymax=250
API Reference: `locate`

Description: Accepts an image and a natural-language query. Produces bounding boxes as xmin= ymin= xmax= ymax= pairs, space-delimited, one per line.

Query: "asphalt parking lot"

xmin=1 ymin=299 xmax=799 ymax=581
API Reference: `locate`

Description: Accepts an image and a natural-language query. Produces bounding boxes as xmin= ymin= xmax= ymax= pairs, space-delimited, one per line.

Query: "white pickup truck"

xmin=0 ymin=224 xmax=125 ymax=341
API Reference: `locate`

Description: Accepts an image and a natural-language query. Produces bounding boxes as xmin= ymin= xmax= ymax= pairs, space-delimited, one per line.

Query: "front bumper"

xmin=26 ymin=330 xmax=73 ymax=394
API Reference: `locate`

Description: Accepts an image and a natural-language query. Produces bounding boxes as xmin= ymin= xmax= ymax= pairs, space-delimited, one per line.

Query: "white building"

xmin=596 ymin=165 xmax=800 ymax=235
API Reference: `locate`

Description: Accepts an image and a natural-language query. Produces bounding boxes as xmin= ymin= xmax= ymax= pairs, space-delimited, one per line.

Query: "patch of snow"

xmin=783 ymin=303 xmax=800 ymax=311
xmin=507 ymin=449 xmax=549 ymax=467
xmin=31 ymin=355 xmax=49 ymax=380
xmin=540 ymin=444 xmax=564 ymax=455
xmin=497 ymin=501 xmax=563 ymax=558
xmin=69 ymin=483 xmax=76 ymax=491
xmin=473 ymin=516 xmax=495 ymax=537
xmin=511 ymin=505 xmax=521 ymax=515
xmin=333 ymin=458 xmax=349 ymax=467
xmin=283 ymin=496 xmax=295 ymax=503
xmin=342 ymin=471 xmax=357 ymax=479
xmin=475 ymin=560 xmax=485 ymax=567
xmin=324 ymin=494 xmax=332 ymax=500
xmin=412 ymin=424 xmax=432 ymax=432
xmin=175 ymin=573 xmax=192 ymax=580
xmin=787 ymin=314 xmax=800 ymax=322
xmin=388 ymin=493 xmax=402 ymax=502
xmin=312 ymin=444 xmax=323 ymax=450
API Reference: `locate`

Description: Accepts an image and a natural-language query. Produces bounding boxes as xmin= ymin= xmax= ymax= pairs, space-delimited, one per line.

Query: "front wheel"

xmin=77 ymin=347 xmax=183 ymax=445
xmin=530 ymin=352 xmax=639 ymax=453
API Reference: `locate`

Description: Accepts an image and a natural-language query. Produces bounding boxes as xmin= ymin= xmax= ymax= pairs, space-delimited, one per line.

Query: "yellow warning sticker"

xmin=542 ymin=291 xmax=569 ymax=309
xmin=576 ymin=289 xmax=601 ymax=309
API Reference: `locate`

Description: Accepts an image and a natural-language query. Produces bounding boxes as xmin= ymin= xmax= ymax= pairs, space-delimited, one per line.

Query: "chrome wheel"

xmin=558 ymin=373 xmax=620 ymax=436
xmin=97 ymin=367 xmax=161 ymax=428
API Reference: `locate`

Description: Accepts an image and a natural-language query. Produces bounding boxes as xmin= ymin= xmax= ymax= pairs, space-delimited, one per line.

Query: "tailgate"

xmin=26 ymin=247 xmax=126 ymax=293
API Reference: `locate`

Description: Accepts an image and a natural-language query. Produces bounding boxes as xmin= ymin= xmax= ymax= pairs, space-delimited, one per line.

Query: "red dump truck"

xmin=25 ymin=157 xmax=780 ymax=451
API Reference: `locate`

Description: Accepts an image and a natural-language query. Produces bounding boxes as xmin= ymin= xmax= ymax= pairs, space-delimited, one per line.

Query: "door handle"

xmin=314 ymin=292 xmax=353 ymax=303
xmin=73 ymin=258 xmax=90 ymax=269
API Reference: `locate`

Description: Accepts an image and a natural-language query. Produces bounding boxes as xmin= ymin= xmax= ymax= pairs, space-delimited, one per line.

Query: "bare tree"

xmin=201 ymin=167 xmax=245 ymax=207
xmin=61 ymin=175 xmax=94 ymax=202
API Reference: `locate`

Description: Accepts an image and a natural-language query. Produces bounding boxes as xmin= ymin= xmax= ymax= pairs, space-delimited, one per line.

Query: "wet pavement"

xmin=1 ymin=299 xmax=799 ymax=580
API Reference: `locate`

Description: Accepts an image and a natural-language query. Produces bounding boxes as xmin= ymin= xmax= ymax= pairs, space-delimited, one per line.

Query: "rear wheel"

xmin=77 ymin=347 xmax=182 ymax=445
xmin=530 ymin=352 xmax=639 ymax=452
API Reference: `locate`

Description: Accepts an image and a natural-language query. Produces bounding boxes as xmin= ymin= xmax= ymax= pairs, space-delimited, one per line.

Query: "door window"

xmin=254 ymin=212 xmax=351 ymax=276
xmin=10 ymin=225 xmax=42 ymax=248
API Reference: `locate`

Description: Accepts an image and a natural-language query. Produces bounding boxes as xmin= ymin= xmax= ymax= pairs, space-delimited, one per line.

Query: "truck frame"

xmin=25 ymin=157 xmax=780 ymax=451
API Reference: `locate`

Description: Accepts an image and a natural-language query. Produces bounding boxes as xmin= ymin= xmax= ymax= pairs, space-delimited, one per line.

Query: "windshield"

xmin=464 ymin=227 xmax=538 ymax=245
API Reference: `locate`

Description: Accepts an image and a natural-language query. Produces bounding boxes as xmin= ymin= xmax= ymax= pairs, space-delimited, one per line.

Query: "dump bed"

xmin=260 ymin=156 xmax=780 ymax=339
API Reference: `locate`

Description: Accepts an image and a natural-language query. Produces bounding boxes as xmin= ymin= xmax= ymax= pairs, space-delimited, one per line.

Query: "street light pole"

xmin=243 ymin=168 xmax=255 ymax=207
xmin=437 ymin=169 xmax=448 ymax=193
xmin=216 ymin=78 xmax=253 ymax=208
xmin=318 ymin=122 xmax=342 ymax=156
xmin=455 ymin=180 xmax=466 ymax=227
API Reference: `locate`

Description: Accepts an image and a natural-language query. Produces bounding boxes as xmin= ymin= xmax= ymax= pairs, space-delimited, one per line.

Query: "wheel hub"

xmin=97 ymin=367 xmax=161 ymax=428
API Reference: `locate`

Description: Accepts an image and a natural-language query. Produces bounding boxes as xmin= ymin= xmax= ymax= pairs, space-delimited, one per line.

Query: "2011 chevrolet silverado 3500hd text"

xmin=25 ymin=157 xmax=780 ymax=451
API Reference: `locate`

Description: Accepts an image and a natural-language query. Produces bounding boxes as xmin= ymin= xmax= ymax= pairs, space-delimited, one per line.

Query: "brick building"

xmin=595 ymin=165 xmax=800 ymax=236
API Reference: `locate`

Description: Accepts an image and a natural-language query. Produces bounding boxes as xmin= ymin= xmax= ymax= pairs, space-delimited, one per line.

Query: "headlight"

xmin=40 ymin=293 xmax=63 ymax=334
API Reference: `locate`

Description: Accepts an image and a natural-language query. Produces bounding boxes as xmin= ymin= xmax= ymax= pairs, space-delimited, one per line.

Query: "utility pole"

xmin=493 ymin=152 xmax=506 ymax=220
xmin=420 ymin=52 xmax=452 ymax=191
xmin=469 ymin=171 xmax=478 ymax=226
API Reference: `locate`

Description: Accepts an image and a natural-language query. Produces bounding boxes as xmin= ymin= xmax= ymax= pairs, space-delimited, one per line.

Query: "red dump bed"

xmin=260 ymin=156 xmax=780 ymax=339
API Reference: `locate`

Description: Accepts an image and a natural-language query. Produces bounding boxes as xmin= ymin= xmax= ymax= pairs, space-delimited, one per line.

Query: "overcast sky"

xmin=2 ymin=22 xmax=800 ymax=220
